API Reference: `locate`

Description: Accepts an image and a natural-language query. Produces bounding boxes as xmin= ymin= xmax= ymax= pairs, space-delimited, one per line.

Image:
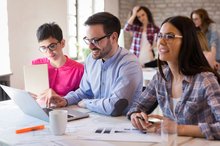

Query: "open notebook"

xmin=23 ymin=64 xmax=49 ymax=95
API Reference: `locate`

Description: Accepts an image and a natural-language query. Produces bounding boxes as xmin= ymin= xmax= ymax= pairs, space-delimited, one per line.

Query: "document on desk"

xmin=23 ymin=64 xmax=49 ymax=96
xmin=77 ymin=123 xmax=161 ymax=142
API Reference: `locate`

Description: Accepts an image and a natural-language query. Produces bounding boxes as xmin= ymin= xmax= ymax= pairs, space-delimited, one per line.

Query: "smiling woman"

xmin=128 ymin=16 xmax=220 ymax=140
xmin=0 ymin=0 xmax=11 ymax=76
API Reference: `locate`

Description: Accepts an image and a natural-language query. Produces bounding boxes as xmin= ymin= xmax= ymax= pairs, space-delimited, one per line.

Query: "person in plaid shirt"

xmin=124 ymin=6 xmax=159 ymax=66
xmin=127 ymin=16 xmax=220 ymax=140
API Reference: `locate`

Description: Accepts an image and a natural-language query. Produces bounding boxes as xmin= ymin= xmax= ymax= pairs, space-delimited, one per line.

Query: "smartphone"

xmin=136 ymin=116 xmax=160 ymax=124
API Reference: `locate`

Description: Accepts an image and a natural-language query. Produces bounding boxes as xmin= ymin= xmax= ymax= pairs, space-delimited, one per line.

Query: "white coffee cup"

xmin=49 ymin=110 xmax=67 ymax=135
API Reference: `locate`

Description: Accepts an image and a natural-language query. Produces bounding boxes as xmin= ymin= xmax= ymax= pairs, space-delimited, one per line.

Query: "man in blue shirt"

xmin=46 ymin=12 xmax=143 ymax=116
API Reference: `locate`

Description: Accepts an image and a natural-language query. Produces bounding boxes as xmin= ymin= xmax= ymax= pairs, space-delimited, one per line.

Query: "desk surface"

xmin=0 ymin=100 xmax=219 ymax=146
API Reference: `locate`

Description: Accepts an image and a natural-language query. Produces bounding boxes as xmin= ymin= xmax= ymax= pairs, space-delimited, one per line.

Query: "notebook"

xmin=23 ymin=64 xmax=49 ymax=95
xmin=0 ymin=85 xmax=89 ymax=122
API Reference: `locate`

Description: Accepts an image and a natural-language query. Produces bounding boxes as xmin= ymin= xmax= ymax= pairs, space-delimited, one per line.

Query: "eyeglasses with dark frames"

xmin=83 ymin=33 xmax=112 ymax=46
xmin=157 ymin=33 xmax=182 ymax=43
xmin=39 ymin=42 xmax=60 ymax=53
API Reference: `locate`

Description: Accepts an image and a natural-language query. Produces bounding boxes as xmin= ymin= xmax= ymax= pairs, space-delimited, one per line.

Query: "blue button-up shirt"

xmin=206 ymin=24 xmax=220 ymax=61
xmin=128 ymin=66 xmax=220 ymax=140
xmin=65 ymin=46 xmax=143 ymax=116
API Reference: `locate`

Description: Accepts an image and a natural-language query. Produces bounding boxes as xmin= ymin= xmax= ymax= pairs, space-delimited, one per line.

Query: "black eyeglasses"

xmin=83 ymin=33 xmax=112 ymax=46
xmin=39 ymin=42 xmax=60 ymax=53
xmin=157 ymin=33 xmax=182 ymax=43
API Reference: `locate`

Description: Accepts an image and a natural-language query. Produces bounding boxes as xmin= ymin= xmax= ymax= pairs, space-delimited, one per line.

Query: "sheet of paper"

xmin=77 ymin=123 xmax=161 ymax=143
xmin=23 ymin=64 xmax=49 ymax=95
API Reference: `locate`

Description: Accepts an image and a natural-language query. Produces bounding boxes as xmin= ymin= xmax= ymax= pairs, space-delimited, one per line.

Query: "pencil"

xmin=16 ymin=125 xmax=45 ymax=134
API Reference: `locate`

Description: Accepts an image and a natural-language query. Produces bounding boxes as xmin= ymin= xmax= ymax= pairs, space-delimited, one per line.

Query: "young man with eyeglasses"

xmin=45 ymin=12 xmax=143 ymax=116
xmin=32 ymin=22 xmax=84 ymax=99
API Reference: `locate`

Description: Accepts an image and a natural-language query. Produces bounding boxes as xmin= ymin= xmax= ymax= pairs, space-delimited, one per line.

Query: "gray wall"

xmin=119 ymin=0 xmax=220 ymax=50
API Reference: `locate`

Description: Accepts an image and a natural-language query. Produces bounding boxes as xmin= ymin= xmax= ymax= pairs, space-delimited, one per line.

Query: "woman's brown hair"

xmin=190 ymin=8 xmax=214 ymax=33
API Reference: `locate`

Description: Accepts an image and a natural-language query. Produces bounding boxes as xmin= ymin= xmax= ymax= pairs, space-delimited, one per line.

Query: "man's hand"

xmin=38 ymin=88 xmax=67 ymax=108
xmin=78 ymin=100 xmax=86 ymax=108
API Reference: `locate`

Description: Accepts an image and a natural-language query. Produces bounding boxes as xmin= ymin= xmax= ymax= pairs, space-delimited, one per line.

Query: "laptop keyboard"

xmin=42 ymin=108 xmax=74 ymax=118
xmin=42 ymin=108 xmax=53 ymax=115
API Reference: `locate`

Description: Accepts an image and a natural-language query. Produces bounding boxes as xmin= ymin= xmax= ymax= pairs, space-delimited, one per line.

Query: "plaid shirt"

xmin=128 ymin=66 xmax=220 ymax=140
xmin=124 ymin=23 xmax=159 ymax=57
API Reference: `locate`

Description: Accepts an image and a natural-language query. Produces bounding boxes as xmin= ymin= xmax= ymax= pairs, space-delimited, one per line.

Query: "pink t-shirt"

xmin=32 ymin=56 xmax=84 ymax=96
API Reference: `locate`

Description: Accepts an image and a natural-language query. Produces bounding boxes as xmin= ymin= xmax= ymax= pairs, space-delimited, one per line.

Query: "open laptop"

xmin=0 ymin=85 xmax=89 ymax=122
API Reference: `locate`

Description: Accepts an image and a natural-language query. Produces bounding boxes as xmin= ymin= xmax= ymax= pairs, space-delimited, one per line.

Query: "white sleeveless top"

xmin=171 ymin=97 xmax=181 ymax=117
xmin=139 ymin=33 xmax=154 ymax=65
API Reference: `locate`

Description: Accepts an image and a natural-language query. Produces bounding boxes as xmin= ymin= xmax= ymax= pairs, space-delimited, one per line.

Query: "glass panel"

xmin=67 ymin=0 xmax=104 ymax=60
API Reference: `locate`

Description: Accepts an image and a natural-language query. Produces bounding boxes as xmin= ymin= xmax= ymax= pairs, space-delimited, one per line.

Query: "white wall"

xmin=104 ymin=0 xmax=119 ymax=17
xmin=0 ymin=0 xmax=11 ymax=76
xmin=104 ymin=0 xmax=124 ymax=47
xmin=7 ymin=0 xmax=68 ymax=88
xmin=7 ymin=0 xmax=119 ymax=89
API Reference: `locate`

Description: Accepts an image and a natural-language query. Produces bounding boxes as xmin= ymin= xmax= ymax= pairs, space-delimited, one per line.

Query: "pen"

xmin=136 ymin=116 xmax=154 ymax=124
xmin=16 ymin=125 xmax=45 ymax=134
xmin=136 ymin=116 xmax=145 ymax=121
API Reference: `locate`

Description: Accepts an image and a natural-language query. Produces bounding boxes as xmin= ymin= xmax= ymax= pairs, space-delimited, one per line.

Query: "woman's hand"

xmin=131 ymin=113 xmax=164 ymax=133
xmin=132 ymin=6 xmax=140 ymax=17
xmin=148 ymin=115 xmax=177 ymax=134
xmin=127 ymin=6 xmax=140 ymax=25
xmin=130 ymin=112 xmax=153 ymax=131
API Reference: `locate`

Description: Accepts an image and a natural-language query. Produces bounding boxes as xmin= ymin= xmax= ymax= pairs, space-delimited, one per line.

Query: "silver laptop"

xmin=0 ymin=85 xmax=89 ymax=122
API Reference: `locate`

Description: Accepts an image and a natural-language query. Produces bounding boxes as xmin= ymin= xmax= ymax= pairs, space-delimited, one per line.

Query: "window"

xmin=0 ymin=0 xmax=11 ymax=76
xmin=67 ymin=0 xmax=104 ymax=60
xmin=67 ymin=0 xmax=77 ymax=59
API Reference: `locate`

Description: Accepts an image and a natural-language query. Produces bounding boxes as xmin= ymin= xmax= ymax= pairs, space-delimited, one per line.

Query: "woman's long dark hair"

xmin=157 ymin=16 xmax=220 ymax=83
xmin=133 ymin=6 xmax=157 ymax=27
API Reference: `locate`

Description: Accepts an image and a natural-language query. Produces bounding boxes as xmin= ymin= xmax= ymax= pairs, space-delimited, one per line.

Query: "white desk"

xmin=0 ymin=100 xmax=219 ymax=146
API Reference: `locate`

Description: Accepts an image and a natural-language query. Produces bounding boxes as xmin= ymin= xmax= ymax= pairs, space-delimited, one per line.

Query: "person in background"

xmin=191 ymin=8 xmax=220 ymax=64
xmin=128 ymin=16 xmax=220 ymax=140
xmin=45 ymin=12 xmax=143 ymax=116
xmin=197 ymin=31 xmax=219 ymax=70
xmin=32 ymin=22 xmax=84 ymax=99
xmin=124 ymin=6 xmax=159 ymax=67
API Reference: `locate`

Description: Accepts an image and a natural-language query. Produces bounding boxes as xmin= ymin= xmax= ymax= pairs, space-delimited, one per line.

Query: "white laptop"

xmin=23 ymin=64 xmax=49 ymax=96
xmin=0 ymin=85 xmax=89 ymax=122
